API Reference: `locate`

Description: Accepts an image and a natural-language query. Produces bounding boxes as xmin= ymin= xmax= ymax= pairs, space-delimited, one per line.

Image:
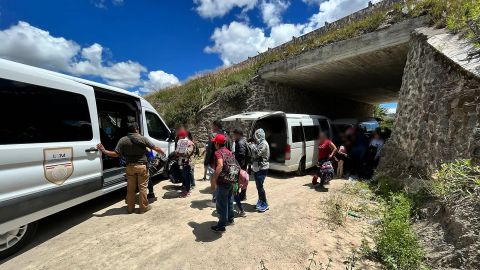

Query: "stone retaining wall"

xmin=378 ymin=29 xmax=480 ymax=177
xmin=189 ymin=77 xmax=374 ymax=144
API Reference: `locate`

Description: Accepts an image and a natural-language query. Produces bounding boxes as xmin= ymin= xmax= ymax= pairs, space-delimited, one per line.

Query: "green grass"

xmin=375 ymin=193 xmax=426 ymax=270
xmin=146 ymin=0 xmax=480 ymax=127
xmin=431 ymin=159 xmax=480 ymax=204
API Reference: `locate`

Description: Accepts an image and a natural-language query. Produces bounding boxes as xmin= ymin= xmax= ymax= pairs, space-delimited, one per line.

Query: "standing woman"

xmin=318 ymin=131 xmax=337 ymax=163
xmin=176 ymin=129 xmax=195 ymax=198
xmin=250 ymin=128 xmax=270 ymax=213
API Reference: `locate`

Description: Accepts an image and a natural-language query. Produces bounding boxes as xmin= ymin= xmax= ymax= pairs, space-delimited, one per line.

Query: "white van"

xmin=222 ymin=112 xmax=332 ymax=175
xmin=0 ymin=59 xmax=174 ymax=258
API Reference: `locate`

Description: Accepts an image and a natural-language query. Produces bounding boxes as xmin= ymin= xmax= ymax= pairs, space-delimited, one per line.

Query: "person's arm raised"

xmin=97 ymin=143 xmax=120 ymax=158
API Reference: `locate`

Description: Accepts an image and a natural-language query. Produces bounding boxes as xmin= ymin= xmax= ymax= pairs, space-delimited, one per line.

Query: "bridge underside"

xmin=259 ymin=18 xmax=427 ymax=105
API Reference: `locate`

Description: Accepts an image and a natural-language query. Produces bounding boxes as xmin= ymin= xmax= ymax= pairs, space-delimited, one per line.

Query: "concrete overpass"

xmin=259 ymin=17 xmax=428 ymax=104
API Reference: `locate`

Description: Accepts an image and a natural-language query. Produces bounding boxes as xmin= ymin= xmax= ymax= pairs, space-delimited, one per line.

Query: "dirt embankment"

xmin=0 ymin=165 xmax=380 ymax=270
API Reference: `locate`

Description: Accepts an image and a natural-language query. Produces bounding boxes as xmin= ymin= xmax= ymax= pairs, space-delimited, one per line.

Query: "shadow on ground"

xmin=162 ymin=184 xmax=182 ymax=191
xmin=162 ymin=191 xmax=181 ymax=199
xmin=190 ymin=199 xmax=215 ymax=210
xmin=302 ymin=183 xmax=329 ymax=192
xmin=188 ymin=221 xmax=222 ymax=242
xmin=0 ymin=175 xmax=168 ymax=264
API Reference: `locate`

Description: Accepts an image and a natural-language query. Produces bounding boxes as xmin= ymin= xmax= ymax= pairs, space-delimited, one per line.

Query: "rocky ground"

xmin=0 ymin=165 xmax=380 ymax=270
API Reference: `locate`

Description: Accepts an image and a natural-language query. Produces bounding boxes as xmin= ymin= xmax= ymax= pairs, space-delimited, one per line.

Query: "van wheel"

xmin=296 ymin=157 xmax=306 ymax=176
xmin=0 ymin=222 xmax=38 ymax=260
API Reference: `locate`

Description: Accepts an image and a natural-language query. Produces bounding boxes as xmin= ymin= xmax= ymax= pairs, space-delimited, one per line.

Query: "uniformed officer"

xmin=97 ymin=122 xmax=165 ymax=214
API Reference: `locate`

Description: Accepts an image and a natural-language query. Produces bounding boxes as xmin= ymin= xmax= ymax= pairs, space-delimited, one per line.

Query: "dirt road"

xmin=1 ymin=165 xmax=379 ymax=270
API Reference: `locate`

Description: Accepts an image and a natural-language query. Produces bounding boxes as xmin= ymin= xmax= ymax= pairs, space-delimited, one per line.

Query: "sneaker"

xmin=139 ymin=205 xmax=152 ymax=214
xmin=238 ymin=211 xmax=247 ymax=217
xmin=256 ymin=200 xmax=262 ymax=209
xmin=210 ymin=225 xmax=226 ymax=233
xmin=227 ymin=219 xmax=235 ymax=226
xmin=180 ymin=192 xmax=191 ymax=198
xmin=190 ymin=185 xmax=196 ymax=190
xmin=258 ymin=202 xmax=269 ymax=213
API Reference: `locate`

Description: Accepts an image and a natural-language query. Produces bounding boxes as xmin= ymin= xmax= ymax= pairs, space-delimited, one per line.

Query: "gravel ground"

xmin=0 ymin=164 xmax=379 ymax=270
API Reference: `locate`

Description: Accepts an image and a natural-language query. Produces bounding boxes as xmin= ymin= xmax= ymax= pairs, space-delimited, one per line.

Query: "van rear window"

xmin=0 ymin=78 xmax=93 ymax=144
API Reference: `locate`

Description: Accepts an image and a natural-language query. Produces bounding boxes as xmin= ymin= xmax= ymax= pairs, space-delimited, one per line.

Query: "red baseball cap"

xmin=212 ymin=133 xmax=225 ymax=144
xmin=177 ymin=129 xmax=188 ymax=138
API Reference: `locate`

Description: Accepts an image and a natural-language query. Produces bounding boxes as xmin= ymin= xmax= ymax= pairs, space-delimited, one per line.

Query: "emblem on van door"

xmin=43 ymin=147 xmax=74 ymax=185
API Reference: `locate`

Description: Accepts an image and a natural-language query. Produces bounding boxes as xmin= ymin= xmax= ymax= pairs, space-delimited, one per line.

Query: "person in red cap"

xmin=175 ymin=128 xmax=195 ymax=197
xmin=210 ymin=133 xmax=238 ymax=232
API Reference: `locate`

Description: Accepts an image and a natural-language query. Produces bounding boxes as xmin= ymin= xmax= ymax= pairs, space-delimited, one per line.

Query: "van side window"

xmin=291 ymin=126 xmax=304 ymax=143
xmin=303 ymin=126 xmax=319 ymax=141
xmin=319 ymin=120 xmax=330 ymax=137
xmin=0 ymin=78 xmax=93 ymax=145
xmin=145 ymin=111 xmax=169 ymax=141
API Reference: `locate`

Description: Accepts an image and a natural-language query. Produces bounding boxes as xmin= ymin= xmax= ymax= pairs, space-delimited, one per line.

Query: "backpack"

xmin=238 ymin=169 xmax=249 ymax=189
xmin=218 ymin=150 xmax=241 ymax=184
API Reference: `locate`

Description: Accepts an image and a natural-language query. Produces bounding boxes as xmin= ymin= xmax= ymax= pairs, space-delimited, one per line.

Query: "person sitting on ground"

xmin=97 ymin=122 xmax=165 ymax=214
xmin=250 ymin=128 xmax=270 ymax=213
xmin=175 ymin=128 xmax=195 ymax=198
xmin=210 ymin=133 xmax=237 ymax=232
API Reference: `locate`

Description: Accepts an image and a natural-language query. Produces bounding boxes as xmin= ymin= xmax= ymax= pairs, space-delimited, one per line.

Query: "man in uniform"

xmin=97 ymin=122 xmax=165 ymax=214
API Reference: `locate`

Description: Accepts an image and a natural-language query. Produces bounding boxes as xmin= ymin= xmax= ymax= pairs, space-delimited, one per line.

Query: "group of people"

xmin=97 ymin=120 xmax=272 ymax=233
xmin=202 ymin=120 xmax=270 ymax=232
xmin=316 ymin=125 xmax=387 ymax=181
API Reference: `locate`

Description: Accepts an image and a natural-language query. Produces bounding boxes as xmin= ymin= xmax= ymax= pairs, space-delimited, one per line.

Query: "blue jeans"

xmin=182 ymin=165 xmax=194 ymax=192
xmin=254 ymin=170 xmax=268 ymax=203
xmin=216 ymin=184 xmax=234 ymax=227
xmin=234 ymin=193 xmax=244 ymax=212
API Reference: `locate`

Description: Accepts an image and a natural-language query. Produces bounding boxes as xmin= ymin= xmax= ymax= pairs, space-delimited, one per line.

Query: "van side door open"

xmin=0 ymin=76 xmax=102 ymax=227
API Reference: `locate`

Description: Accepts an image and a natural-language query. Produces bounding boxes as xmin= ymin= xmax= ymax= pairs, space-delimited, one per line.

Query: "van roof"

xmin=0 ymin=58 xmax=143 ymax=100
xmin=285 ymin=113 xmax=328 ymax=119
xmin=222 ymin=111 xmax=329 ymax=122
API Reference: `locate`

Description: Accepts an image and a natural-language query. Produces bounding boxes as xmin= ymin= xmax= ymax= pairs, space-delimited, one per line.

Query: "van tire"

xmin=0 ymin=222 xmax=38 ymax=260
xmin=296 ymin=157 xmax=306 ymax=176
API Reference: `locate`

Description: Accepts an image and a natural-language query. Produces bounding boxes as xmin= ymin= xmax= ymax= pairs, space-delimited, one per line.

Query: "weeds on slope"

xmin=147 ymin=0 xmax=480 ymax=130
xmin=431 ymin=159 xmax=480 ymax=204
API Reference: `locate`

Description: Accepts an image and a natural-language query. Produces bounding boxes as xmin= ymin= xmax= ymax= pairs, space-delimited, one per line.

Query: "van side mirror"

xmin=168 ymin=130 xmax=176 ymax=142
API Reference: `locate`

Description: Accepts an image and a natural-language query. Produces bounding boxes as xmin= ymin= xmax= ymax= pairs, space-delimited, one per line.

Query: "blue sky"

xmin=0 ymin=0 xmax=394 ymax=111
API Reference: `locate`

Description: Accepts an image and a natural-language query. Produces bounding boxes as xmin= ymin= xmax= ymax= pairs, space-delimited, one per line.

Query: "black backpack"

xmin=218 ymin=150 xmax=240 ymax=184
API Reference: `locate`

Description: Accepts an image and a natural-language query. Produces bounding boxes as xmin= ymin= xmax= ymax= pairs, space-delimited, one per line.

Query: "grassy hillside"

xmin=146 ymin=0 xmax=480 ymax=127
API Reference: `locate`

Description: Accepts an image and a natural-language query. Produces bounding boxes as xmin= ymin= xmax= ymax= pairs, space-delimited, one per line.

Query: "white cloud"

xmin=205 ymin=21 xmax=306 ymax=66
xmin=205 ymin=0 xmax=381 ymax=65
xmin=304 ymin=0 xmax=381 ymax=32
xmin=0 ymin=21 xmax=176 ymax=91
xmin=260 ymin=0 xmax=289 ymax=27
xmin=0 ymin=21 xmax=80 ymax=71
xmin=205 ymin=22 xmax=270 ymax=66
xmin=193 ymin=0 xmax=258 ymax=18
xmin=93 ymin=0 xmax=125 ymax=8
xmin=112 ymin=0 xmax=124 ymax=6
xmin=141 ymin=70 xmax=180 ymax=93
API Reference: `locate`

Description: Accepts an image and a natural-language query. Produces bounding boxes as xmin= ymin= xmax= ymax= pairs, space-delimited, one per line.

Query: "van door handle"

xmin=85 ymin=147 xmax=99 ymax=153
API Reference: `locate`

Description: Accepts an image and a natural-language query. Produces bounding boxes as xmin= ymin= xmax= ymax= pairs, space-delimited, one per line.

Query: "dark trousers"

xmin=254 ymin=170 xmax=268 ymax=203
xmin=234 ymin=193 xmax=244 ymax=212
xmin=216 ymin=184 xmax=234 ymax=227
xmin=182 ymin=165 xmax=194 ymax=193
xmin=148 ymin=177 xmax=154 ymax=195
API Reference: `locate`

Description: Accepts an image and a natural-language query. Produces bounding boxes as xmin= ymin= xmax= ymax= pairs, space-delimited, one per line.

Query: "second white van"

xmin=222 ymin=112 xmax=333 ymax=175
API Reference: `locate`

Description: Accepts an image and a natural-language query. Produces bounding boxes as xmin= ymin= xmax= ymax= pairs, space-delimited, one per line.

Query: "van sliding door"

xmin=0 ymin=78 xmax=102 ymax=226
